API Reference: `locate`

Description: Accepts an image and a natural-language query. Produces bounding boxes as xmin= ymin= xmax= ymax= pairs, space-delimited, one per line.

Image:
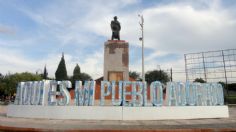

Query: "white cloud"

xmin=0 ymin=48 xmax=40 ymax=74
xmin=142 ymin=3 xmax=236 ymax=53
xmin=1 ymin=0 xmax=236 ymax=82
xmin=82 ymin=0 xmax=236 ymax=53
xmin=0 ymin=47 xmax=103 ymax=79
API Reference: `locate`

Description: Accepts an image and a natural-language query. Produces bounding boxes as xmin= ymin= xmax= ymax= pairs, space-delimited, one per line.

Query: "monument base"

xmin=7 ymin=105 xmax=229 ymax=120
xmin=104 ymin=40 xmax=129 ymax=81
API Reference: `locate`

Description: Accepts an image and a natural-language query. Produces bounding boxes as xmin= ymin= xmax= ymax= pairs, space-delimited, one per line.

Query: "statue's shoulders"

xmin=111 ymin=20 xmax=120 ymax=24
xmin=111 ymin=20 xmax=116 ymax=24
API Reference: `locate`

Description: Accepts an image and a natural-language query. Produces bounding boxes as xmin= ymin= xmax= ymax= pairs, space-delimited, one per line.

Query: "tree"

xmin=0 ymin=73 xmax=5 ymax=95
xmin=43 ymin=65 xmax=48 ymax=79
xmin=55 ymin=53 xmax=68 ymax=81
xmin=129 ymin=71 xmax=140 ymax=80
xmin=72 ymin=64 xmax=91 ymax=81
xmin=70 ymin=64 xmax=92 ymax=86
xmin=0 ymin=72 xmax=42 ymax=96
xmin=79 ymin=73 xmax=92 ymax=81
xmin=73 ymin=64 xmax=81 ymax=81
xmin=194 ymin=78 xmax=206 ymax=83
xmin=145 ymin=70 xmax=170 ymax=84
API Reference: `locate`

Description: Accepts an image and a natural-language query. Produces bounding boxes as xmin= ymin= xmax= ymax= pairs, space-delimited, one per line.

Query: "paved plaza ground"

xmin=0 ymin=105 xmax=236 ymax=131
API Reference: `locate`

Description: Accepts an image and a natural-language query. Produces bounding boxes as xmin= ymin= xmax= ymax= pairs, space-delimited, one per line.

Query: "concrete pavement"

xmin=0 ymin=105 xmax=236 ymax=131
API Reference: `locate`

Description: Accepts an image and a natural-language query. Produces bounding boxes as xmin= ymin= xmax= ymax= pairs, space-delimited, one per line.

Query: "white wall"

xmin=7 ymin=105 xmax=229 ymax=120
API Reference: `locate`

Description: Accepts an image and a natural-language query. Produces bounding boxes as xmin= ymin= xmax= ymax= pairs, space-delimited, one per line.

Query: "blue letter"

xmin=150 ymin=81 xmax=163 ymax=106
xmin=112 ymin=81 xmax=122 ymax=106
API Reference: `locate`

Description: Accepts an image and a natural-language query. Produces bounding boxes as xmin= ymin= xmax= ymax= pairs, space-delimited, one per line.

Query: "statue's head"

xmin=114 ymin=16 xmax=117 ymax=20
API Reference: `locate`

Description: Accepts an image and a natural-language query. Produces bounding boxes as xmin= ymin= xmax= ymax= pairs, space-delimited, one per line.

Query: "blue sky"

xmin=0 ymin=0 xmax=236 ymax=81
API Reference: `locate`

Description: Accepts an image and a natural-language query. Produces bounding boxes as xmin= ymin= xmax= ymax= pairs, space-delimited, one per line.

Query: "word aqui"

xmin=14 ymin=80 xmax=224 ymax=107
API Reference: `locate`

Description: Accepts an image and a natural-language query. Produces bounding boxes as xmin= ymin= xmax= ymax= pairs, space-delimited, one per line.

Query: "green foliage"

xmin=72 ymin=64 xmax=91 ymax=81
xmin=129 ymin=71 xmax=140 ymax=80
xmin=79 ymin=73 xmax=92 ymax=81
xmin=0 ymin=72 xmax=42 ymax=96
xmin=0 ymin=73 xmax=5 ymax=95
xmin=55 ymin=54 xmax=68 ymax=81
xmin=70 ymin=64 xmax=92 ymax=87
xmin=69 ymin=72 xmax=92 ymax=87
xmin=194 ymin=78 xmax=206 ymax=83
xmin=70 ymin=72 xmax=92 ymax=82
xmin=73 ymin=64 xmax=81 ymax=80
xmin=145 ymin=70 xmax=170 ymax=84
xmin=228 ymin=83 xmax=236 ymax=91
xmin=225 ymin=96 xmax=236 ymax=104
xmin=43 ymin=66 xmax=48 ymax=79
xmin=218 ymin=81 xmax=225 ymax=88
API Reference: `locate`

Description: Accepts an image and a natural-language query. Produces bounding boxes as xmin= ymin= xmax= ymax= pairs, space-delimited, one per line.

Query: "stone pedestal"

xmin=104 ymin=40 xmax=129 ymax=81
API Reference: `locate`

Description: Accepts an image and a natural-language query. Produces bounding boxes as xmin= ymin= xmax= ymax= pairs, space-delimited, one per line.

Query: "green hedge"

xmin=228 ymin=83 xmax=236 ymax=91
xmin=225 ymin=96 xmax=236 ymax=104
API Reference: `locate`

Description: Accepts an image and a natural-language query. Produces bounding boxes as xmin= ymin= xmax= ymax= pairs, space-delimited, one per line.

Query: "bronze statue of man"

xmin=111 ymin=16 xmax=121 ymax=40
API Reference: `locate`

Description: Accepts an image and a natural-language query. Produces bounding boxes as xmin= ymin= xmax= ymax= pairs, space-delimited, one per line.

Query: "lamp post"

xmin=139 ymin=14 xmax=145 ymax=82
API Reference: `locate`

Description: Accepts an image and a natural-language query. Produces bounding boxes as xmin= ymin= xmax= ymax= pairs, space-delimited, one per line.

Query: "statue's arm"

xmin=110 ymin=21 xmax=115 ymax=30
xmin=119 ymin=23 xmax=121 ymax=30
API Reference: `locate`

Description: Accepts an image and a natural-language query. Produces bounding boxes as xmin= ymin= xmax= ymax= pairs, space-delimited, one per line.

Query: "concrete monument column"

xmin=103 ymin=40 xmax=129 ymax=81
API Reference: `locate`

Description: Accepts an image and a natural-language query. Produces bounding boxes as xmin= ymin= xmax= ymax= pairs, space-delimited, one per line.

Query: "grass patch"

xmin=225 ymin=96 xmax=236 ymax=104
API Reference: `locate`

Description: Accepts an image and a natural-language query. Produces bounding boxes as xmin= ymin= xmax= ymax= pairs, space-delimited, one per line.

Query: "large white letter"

xmin=48 ymin=80 xmax=58 ymax=106
xmin=166 ymin=82 xmax=178 ymax=106
xmin=39 ymin=80 xmax=50 ymax=106
xmin=122 ymin=81 xmax=132 ymax=106
xmin=30 ymin=81 xmax=42 ymax=105
xmin=150 ymin=81 xmax=163 ymax=106
xmin=186 ymin=82 xmax=197 ymax=106
xmin=75 ymin=81 xmax=95 ymax=106
xmin=100 ymin=81 xmax=111 ymax=106
xmin=176 ymin=82 xmax=187 ymax=106
xmin=22 ymin=82 xmax=33 ymax=105
xmin=57 ymin=81 xmax=72 ymax=106
xmin=111 ymin=81 xmax=122 ymax=106
xmin=14 ymin=82 xmax=24 ymax=105
xmin=131 ymin=81 xmax=144 ymax=106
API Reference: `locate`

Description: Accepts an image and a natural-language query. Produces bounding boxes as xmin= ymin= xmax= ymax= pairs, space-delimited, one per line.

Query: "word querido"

xmin=14 ymin=80 xmax=224 ymax=107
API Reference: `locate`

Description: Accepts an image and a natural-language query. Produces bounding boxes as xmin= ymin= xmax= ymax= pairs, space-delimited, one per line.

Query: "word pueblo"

xmin=14 ymin=80 xmax=224 ymax=106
